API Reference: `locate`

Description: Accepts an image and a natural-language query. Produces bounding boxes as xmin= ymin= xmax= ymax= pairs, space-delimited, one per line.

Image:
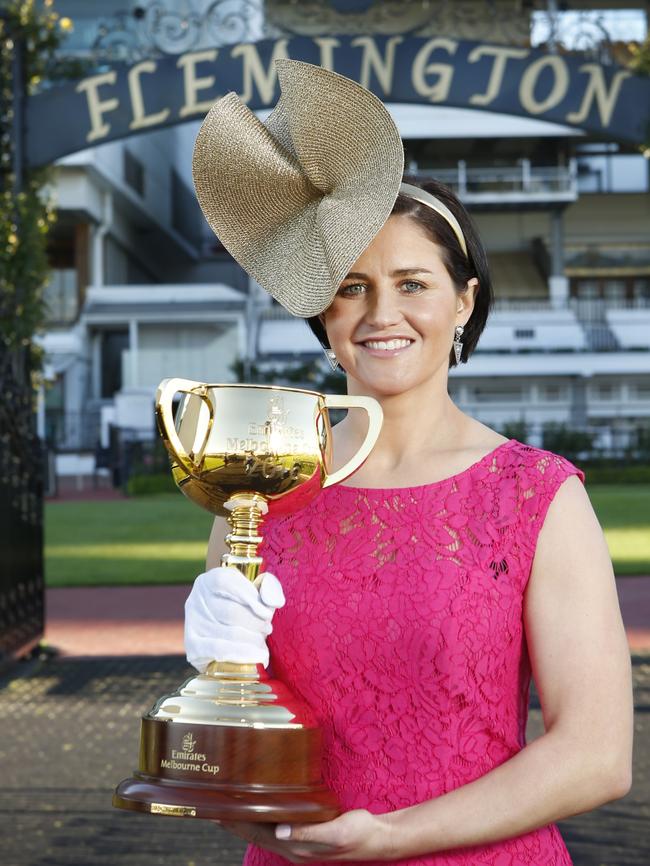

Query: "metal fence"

xmin=44 ymin=409 xmax=101 ymax=452
xmin=0 ymin=350 xmax=44 ymax=664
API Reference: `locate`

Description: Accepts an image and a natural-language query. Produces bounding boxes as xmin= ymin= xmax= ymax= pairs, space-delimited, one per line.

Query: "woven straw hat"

xmin=192 ymin=59 xmax=404 ymax=317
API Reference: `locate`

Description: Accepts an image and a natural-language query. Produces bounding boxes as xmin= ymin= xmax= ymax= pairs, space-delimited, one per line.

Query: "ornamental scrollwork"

xmin=82 ymin=1 xmax=640 ymax=64
xmin=92 ymin=0 xmax=265 ymax=61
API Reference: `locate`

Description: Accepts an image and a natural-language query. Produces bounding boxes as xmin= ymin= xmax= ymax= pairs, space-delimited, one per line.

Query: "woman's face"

xmin=320 ymin=214 xmax=477 ymax=397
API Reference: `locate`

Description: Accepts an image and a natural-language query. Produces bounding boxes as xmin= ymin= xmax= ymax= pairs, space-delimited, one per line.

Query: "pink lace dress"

xmin=244 ymin=439 xmax=586 ymax=866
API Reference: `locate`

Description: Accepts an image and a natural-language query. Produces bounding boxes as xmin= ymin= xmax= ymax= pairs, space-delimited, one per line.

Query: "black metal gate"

xmin=0 ymin=348 xmax=44 ymax=665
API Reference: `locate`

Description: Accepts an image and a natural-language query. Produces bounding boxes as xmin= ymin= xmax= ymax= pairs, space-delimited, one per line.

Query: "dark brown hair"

xmin=305 ymin=177 xmax=493 ymax=368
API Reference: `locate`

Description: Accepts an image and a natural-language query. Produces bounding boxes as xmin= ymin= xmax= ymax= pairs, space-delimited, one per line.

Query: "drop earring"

xmin=324 ymin=348 xmax=339 ymax=372
xmin=453 ymin=325 xmax=464 ymax=365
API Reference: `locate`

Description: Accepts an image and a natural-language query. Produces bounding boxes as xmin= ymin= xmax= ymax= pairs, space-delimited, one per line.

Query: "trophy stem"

xmin=207 ymin=493 xmax=271 ymax=678
xmin=222 ymin=493 xmax=269 ymax=583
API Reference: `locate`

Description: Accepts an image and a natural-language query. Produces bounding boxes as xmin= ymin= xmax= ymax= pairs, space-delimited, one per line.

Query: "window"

xmin=540 ymin=384 xmax=564 ymax=401
xmin=633 ymin=279 xmax=650 ymax=302
xmin=592 ymin=383 xmax=619 ymax=401
xmin=633 ymin=380 xmax=650 ymax=399
xmin=100 ymin=330 xmax=129 ymax=398
xmin=571 ymin=277 xmax=650 ymax=303
xmin=473 ymin=386 xmax=524 ymax=403
xmin=171 ymin=168 xmax=202 ymax=247
xmin=44 ymin=375 xmax=65 ymax=446
xmin=575 ymin=280 xmax=599 ymax=300
xmin=124 ymin=149 xmax=145 ymax=196
xmin=44 ymin=269 xmax=78 ymax=323
xmin=603 ymin=280 xmax=626 ymax=302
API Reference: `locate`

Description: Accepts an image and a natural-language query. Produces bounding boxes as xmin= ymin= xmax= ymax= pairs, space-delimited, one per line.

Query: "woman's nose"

xmin=363 ymin=286 xmax=403 ymax=328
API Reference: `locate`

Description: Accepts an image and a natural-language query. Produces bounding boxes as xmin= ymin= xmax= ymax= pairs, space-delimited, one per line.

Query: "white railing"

xmin=260 ymin=298 xmax=649 ymax=317
xmin=492 ymin=299 xmax=554 ymax=312
xmin=416 ymin=159 xmax=578 ymax=203
xmin=494 ymin=297 xmax=650 ymax=312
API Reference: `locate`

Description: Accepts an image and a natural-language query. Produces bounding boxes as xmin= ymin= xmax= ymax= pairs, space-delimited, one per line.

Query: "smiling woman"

xmin=184 ymin=58 xmax=633 ymax=866
xmin=306 ymin=177 xmax=493 ymax=374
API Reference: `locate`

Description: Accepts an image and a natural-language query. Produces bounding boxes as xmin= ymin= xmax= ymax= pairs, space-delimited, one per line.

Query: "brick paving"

xmin=44 ymin=576 xmax=650 ymax=658
xmin=44 ymin=586 xmax=188 ymax=658
xmin=0 ymin=652 xmax=648 ymax=866
xmin=0 ymin=655 xmax=247 ymax=866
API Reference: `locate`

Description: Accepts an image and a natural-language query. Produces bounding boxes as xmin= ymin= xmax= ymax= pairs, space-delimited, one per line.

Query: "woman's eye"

xmin=401 ymin=280 xmax=425 ymax=293
xmin=338 ymin=283 xmax=366 ymax=296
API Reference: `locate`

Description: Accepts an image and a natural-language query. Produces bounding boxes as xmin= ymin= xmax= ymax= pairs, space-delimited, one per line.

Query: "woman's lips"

xmin=357 ymin=337 xmax=413 ymax=358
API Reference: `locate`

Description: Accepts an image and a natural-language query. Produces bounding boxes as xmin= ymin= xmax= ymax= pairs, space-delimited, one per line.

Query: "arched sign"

xmin=27 ymin=34 xmax=650 ymax=167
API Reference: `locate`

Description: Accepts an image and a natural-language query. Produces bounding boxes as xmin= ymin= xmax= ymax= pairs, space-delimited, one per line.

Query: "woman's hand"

xmin=184 ymin=566 xmax=285 ymax=671
xmin=215 ymin=810 xmax=398 ymax=863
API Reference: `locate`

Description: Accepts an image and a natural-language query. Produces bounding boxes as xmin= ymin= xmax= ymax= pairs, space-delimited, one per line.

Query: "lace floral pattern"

xmin=244 ymin=440 xmax=585 ymax=866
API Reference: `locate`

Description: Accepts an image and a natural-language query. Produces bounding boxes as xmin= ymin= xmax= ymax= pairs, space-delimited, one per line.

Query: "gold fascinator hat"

xmin=192 ymin=58 xmax=405 ymax=317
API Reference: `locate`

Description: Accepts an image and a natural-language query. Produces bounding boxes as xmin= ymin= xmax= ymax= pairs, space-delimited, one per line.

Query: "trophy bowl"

xmin=113 ymin=379 xmax=383 ymax=822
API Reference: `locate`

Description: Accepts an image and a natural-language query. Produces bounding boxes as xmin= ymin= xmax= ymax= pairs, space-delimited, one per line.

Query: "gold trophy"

xmin=113 ymin=379 xmax=382 ymax=823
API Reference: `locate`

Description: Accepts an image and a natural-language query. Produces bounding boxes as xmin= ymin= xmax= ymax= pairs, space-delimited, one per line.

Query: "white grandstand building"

xmin=39 ymin=0 xmax=650 ymax=488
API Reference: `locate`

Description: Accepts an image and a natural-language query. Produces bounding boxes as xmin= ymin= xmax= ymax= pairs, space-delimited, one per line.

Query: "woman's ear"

xmin=458 ymin=278 xmax=479 ymax=323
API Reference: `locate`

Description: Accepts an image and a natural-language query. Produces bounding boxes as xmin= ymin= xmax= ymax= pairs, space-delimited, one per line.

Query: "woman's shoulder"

xmin=502 ymin=438 xmax=586 ymax=486
xmin=459 ymin=420 xmax=585 ymax=487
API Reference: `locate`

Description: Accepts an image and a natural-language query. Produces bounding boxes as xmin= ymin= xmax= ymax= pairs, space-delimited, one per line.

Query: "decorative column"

xmin=92 ymin=191 xmax=112 ymax=288
xmin=548 ymin=210 xmax=569 ymax=308
xmin=91 ymin=331 xmax=102 ymax=399
xmin=129 ymin=318 xmax=139 ymax=389
xmin=569 ymin=375 xmax=588 ymax=428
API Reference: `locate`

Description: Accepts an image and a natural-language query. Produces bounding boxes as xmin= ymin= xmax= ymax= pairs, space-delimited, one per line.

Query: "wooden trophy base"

xmin=112 ymin=665 xmax=341 ymax=823
xmin=113 ymin=774 xmax=340 ymax=822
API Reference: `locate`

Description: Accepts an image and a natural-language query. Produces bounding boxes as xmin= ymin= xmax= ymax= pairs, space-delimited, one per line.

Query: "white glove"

xmin=184 ymin=566 xmax=285 ymax=672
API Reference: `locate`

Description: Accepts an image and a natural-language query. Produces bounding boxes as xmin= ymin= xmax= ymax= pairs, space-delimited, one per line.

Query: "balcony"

xmin=254 ymin=298 xmax=650 ymax=361
xmin=494 ymin=297 xmax=650 ymax=352
xmin=483 ymin=304 xmax=586 ymax=353
xmin=415 ymin=159 xmax=578 ymax=209
xmin=45 ymin=409 xmax=101 ymax=452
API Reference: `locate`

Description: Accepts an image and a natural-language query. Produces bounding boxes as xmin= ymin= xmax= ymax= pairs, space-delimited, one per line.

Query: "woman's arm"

xmin=242 ymin=474 xmax=633 ymax=861
xmin=377 ymin=475 xmax=634 ymax=856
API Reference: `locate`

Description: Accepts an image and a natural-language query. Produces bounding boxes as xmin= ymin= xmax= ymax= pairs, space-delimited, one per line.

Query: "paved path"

xmin=3 ymin=576 xmax=647 ymax=866
xmin=1 ymin=653 xmax=648 ymax=866
xmin=45 ymin=585 xmax=187 ymax=657
xmin=45 ymin=576 xmax=650 ymax=658
xmin=615 ymin=577 xmax=650 ymax=651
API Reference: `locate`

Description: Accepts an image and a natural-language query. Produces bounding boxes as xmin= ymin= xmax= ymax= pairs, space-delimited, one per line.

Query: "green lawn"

xmin=45 ymin=495 xmax=214 ymax=587
xmin=586 ymin=485 xmax=650 ymax=576
xmin=45 ymin=485 xmax=650 ymax=587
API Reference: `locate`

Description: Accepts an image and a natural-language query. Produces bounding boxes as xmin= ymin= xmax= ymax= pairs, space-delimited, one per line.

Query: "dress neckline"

xmin=333 ymin=438 xmax=517 ymax=494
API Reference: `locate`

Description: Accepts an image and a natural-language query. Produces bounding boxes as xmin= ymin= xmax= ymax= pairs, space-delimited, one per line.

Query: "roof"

xmin=83 ymin=301 xmax=245 ymax=318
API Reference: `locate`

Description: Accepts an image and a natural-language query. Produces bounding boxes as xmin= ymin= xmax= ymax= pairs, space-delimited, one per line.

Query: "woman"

xmin=186 ymin=61 xmax=633 ymax=865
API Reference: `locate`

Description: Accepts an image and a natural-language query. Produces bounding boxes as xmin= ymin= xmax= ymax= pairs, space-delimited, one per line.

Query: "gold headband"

xmin=399 ymin=182 xmax=468 ymax=258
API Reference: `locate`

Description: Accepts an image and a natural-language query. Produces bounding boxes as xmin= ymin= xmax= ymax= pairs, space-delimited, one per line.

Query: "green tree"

xmin=230 ymin=357 xmax=347 ymax=395
xmin=0 ymin=1 xmax=78 ymax=369
xmin=542 ymin=422 xmax=594 ymax=462
xmin=629 ymin=34 xmax=650 ymax=77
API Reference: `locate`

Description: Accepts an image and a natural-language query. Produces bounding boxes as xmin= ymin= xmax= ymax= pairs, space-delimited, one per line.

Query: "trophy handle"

xmin=321 ymin=395 xmax=383 ymax=488
xmin=155 ymin=378 xmax=215 ymax=477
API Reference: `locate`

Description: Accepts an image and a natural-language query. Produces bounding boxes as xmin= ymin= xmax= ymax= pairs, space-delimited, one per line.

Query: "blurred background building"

xmin=38 ymin=0 xmax=650 ymax=492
